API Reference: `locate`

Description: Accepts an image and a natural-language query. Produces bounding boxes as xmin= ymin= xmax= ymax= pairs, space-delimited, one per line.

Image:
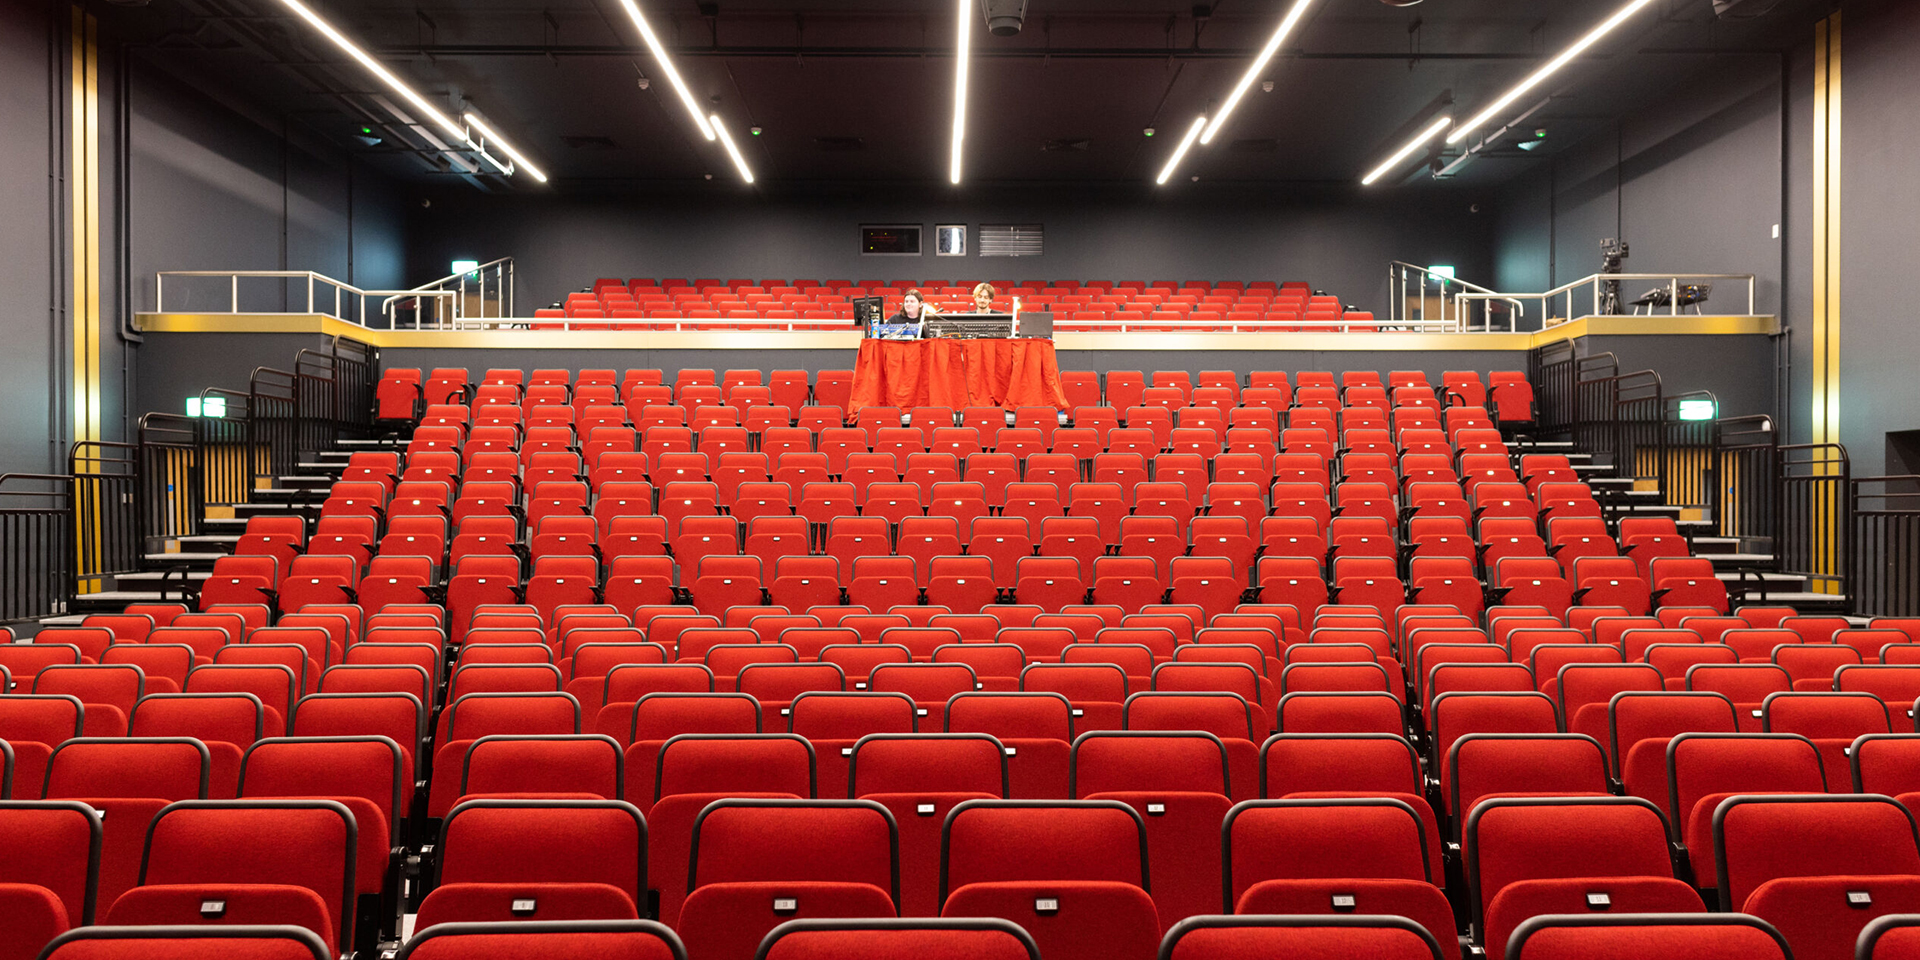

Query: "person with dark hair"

xmin=883 ymin=288 xmax=940 ymax=338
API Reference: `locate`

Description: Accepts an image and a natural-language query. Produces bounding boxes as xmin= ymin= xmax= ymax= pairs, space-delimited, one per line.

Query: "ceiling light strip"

xmin=617 ymin=0 xmax=716 ymax=141
xmin=277 ymin=0 xmax=467 ymax=142
xmin=950 ymin=0 xmax=971 ymax=184
xmin=710 ymin=114 xmax=755 ymax=183
xmin=1199 ymin=0 xmax=1318 ymax=145
xmin=1447 ymin=0 xmax=1659 ymax=144
xmin=1155 ymin=115 xmax=1209 ymax=185
xmin=465 ymin=113 xmax=549 ymax=183
xmin=1360 ymin=115 xmax=1452 ymax=186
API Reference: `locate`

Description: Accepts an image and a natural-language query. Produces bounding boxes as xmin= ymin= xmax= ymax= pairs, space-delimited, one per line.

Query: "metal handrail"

xmin=1453 ymin=272 xmax=1758 ymax=330
xmin=1387 ymin=261 xmax=1524 ymax=331
xmin=439 ymin=315 xmax=1472 ymax=334
xmin=384 ymin=256 xmax=515 ymax=327
xmin=153 ymin=270 xmax=454 ymax=328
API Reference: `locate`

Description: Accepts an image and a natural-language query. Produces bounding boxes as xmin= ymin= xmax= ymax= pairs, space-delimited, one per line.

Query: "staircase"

xmin=1510 ymin=436 xmax=1852 ymax=615
xmin=59 ymin=437 xmax=403 ymax=618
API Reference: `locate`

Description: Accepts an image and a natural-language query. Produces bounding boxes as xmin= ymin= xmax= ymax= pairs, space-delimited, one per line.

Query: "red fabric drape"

xmin=846 ymin=339 xmax=1069 ymax=412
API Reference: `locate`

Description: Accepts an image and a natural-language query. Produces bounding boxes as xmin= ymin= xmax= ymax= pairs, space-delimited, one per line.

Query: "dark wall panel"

xmin=404 ymin=183 xmax=1496 ymax=320
xmin=0 ymin=5 xmax=59 ymax=474
xmin=1834 ymin=1 xmax=1920 ymax=479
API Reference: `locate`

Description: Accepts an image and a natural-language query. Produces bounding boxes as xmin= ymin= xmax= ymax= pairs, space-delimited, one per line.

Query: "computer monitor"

xmin=852 ymin=296 xmax=885 ymax=330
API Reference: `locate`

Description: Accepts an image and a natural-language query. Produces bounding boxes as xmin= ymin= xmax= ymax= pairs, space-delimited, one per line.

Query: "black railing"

xmin=0 ymin=475 xmax=74 ymax=623
xmin=1852 ymin=476 xmax=1920 ymax=617
xmin=138 ymin=413 xmax=205 ymax=540
xmin=1532 ymin=339 xmax=1579 ymax=435
xmin=1658 ymin=393 xmax=1718 ymax=513
xmin=1779 ymin=443 xmax=1851 ymax=599
xmin=1712 ymin=415 xmax=1781 ymax=552
xmin=68 ymin=442 xmax=142 ymax=585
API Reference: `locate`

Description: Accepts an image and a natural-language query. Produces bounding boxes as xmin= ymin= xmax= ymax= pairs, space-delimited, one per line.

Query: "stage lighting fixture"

xmin=1360 ymin=114 xmax=1451 ymax=185
xmin=951 ymin=0 xmax=972 ymax=183
xmin=464 ymin=112 xmax=549 ymax=183
xmin=710 ymin=114 xmax=755 ymax=183
xmin=617 ymin=0 xmax=716 ymax=141
xmin=1156 ymin=115 xmax=1208 ymax=185
xmin=1200 ymin=0 xmax=1317 ymax=145
xmin=1447 ymin=0 xmax=1659 ymax=144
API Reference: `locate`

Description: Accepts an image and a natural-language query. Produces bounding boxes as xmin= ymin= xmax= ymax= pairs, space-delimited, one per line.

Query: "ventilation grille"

xmin=560 ymin=135 xmax=618 ymax=150
xmin=1041 ymin=139 xmax=1091 ymax=152
xmin=815 ymin=137 xmax=866 ymax=152
xmin=979 ymin=224 xmax=1044 ymax=257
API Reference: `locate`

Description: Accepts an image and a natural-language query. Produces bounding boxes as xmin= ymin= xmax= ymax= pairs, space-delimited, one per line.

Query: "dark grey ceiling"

xmin=104 ymin=0 xmax=1825 ymax=190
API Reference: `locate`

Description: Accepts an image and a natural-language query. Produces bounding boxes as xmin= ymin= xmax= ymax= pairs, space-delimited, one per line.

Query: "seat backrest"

xmin=142 ymin=799 xmax=357 ymax=948
xmin=1069 ymin=731 xmax=1230 ymax=797
xmin=1714 ymin=794 xmax=1920 ymax=909
xmin=848 ymin=733 xmax=1007 ymax=797
xmin=1261 ymin=733 xmax=1423 ymax=796
xmin=1225 ymin=797 xmax=1435 ymax=908
xmin=1667 ymin=733 xmax=1826 ymax=826
xmin=44 ymin=737 xmax=211 ymax=800
xmin=0 ymin=799 xmax=101 ymax=925
xmin=435 ymin=798 xmax=647 ymax=907
xmin=687 ymin=798 xmax=898 ymax=902
xmin=939 ymin=799 xmax=1148 ymax=900
xmin=1465 ymin=797 xmax=1680 ymax=935
xmin=1159 ymin=916 xmax=1445 ymax=960
xmin=756 ymin=918 xmax=1041 ymax=960
xmin=1505 ymin=914 xmax=1790 ymax=960
xmin=655 ymin=733 xmax=816 ymax=800
xmin=39 ymin=926 xmax=334 ymax=960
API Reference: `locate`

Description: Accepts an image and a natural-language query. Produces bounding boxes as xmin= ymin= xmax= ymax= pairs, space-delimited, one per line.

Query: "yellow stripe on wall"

xmin=1811 ymin=12 xmax=1842 ymax=451
xmin=70 ymin=6 xmax=101 ymax=452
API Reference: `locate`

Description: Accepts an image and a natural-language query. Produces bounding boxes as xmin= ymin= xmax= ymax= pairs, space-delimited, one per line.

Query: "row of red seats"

xmin=12 ymin=730 xmax=1920 ymax=960
xmin=375 ymin=367 xmax=1535 ymax=426
xmin=26 ymin=914 xmax=1880 ymax=960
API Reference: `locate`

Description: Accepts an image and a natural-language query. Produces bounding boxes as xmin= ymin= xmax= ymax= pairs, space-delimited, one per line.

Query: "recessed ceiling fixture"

xmin=465 ymin=112 xmax=548 ymax=183
xmin=1199 ymin=0 xmax=1318 ymax=145
xmin=616 ymin=0 xmax=716 ymax=141
xmin=1156 ymin=115 xmax=1209 ymax=185
xmin=1360 ymin=114 xmax=1452 ymax=185
xmin=950 ymin=0 xmax=972 ymax=184
xmin=710 ymin=114 xmax=755 ymax=183
xmin=1447 ymin=0 xmax=1659 ymax=144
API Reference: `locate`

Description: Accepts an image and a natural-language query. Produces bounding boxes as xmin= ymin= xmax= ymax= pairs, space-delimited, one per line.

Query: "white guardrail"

xmin=150 ymin=265 xmax=1760 ymax=334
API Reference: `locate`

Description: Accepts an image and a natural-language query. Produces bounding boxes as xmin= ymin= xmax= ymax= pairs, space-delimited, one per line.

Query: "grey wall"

xmin=1828 ymin=1 xmax=1920 ymax=479
xmin=404 ymin=182 xmax=1497 ymax=320
xmin=0 ymin=3 xmax=62 ymax=473
xmin=129 ymin=61 xmax=408 ymax=315
xmin=1492 ymin=55 xmax=1788 ymax=328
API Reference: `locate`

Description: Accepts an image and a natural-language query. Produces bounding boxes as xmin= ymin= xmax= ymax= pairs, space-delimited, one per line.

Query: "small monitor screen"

xmin=852 ymin=296 xmax=885 ymax=329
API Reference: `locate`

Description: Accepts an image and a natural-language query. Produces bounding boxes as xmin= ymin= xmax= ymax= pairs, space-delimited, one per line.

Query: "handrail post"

xmin=231 ymin=274 xmax=239 ymax=312
xmin=307 ymin=274 xmax=314 ymax=313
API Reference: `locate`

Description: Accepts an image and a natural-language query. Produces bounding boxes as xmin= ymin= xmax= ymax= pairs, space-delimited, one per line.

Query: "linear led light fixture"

xmin=464 ymin=112 xmax=548 ymax=183
xmin=1361 ymin=115 xmax=1452 ymax=186
xmin=710 ymin=114 xmax=755 ymax=183
xmin=1448 ymin=0 xmax=1659 ymax=144
xmin=277 ymin=0 xmax=468 ymax=143
xmin=950 ymin=0 xmax=971 ymax=183
xmin=617 ymin=0 xmax=715 ymax=141
xmin=1435 ymin=95 xmax=1550 ymax=178
xmin=1155 ymin=115 xmax=1209 ymax=185
xmin=1199 ymin=0 xmax=1317 ymax=145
